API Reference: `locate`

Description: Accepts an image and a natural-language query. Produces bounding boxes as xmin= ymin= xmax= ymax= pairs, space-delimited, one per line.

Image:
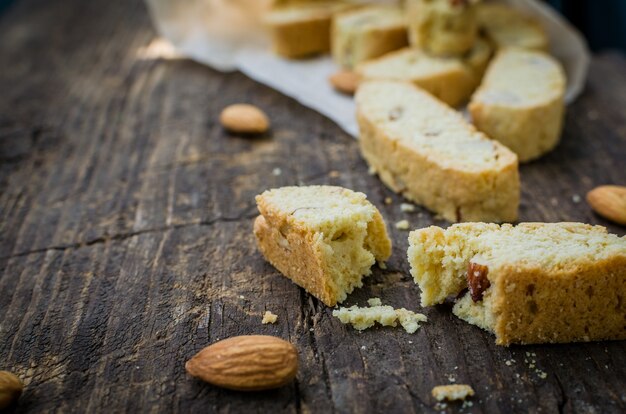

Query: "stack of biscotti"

xmin=407 ymin=222 xmax=626 ymax=345
xmin=356 ymin=80 xmax=519 ymax=223
xmin=254 ymin=185 xmax=391 ymax=306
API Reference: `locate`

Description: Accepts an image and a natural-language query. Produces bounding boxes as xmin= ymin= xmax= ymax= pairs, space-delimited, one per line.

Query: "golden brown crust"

xmin=491 ymin=256 xmax=626 ymax=345
xmin=254 ymin=215 xmax=336 ymax=305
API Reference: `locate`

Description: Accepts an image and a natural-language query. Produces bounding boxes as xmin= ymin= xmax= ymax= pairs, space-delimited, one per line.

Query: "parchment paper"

xmin=145 ymin=0 xmax=590 ymax=137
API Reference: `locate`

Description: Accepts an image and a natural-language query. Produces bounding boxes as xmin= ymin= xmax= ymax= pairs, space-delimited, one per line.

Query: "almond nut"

xmin=0 ymin=371 xmax=23 ymax=409
xmin=220 ymin=104 xmax=270 ymax=134
xmin=329 ymin=70 xmax=359 ymax=95
xmin=185 ymin=335 xmax=298 ymax=391
xmin=586 ymin=185 xmax=626 ymax=225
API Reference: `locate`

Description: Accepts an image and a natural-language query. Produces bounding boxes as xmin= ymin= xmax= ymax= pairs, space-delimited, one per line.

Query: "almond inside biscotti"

xmin=408 ymin=222 xmax=626 ymax=344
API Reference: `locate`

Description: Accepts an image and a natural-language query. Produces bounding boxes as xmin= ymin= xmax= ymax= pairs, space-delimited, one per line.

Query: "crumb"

xmin=432 ymin=384 xmax=475 ymax=401
xmin=505 ymin=360 xmax=513 ymax=366
xmin=400 ymin=203 xmax=416 ymax=213
xmin=395 ymin=220 xmax=410 ymax=230
xmin=462 ymin=400 xmax=474 ymax=408
xmin=329 ymin=170 xmax=340 ymax=178
xmin=367 ymin=297 xmax=382 ymax=307
xmin=378 ymin=261 xmax=387 ymax=270
xmin=262 ymin=310 xmax=278 ymax=324
xmin=368 ymin=166 xmax=377 ymax=175
xmin=385 ymin=197 xmax=393 ymax=205
xmin=572 ymin=194 xmax=581 ymax=203
xmin=309 ymin=328 xmax=314 ymax=332
xmin=272 ymin=167 xmax=282 ymax=176
xmin=408 ymin=340 xmax=413 ymax=344
xmin=448 ymin=375 xmax=456 ymax=383
xmin=239 ymin=295 xmax=245 ymax=299
xmin=360 ymin=345 xmax=366 ymax=350
xmin=333 ymin=304 xmax=427 ymax=334
xmin=538 ymin=371 xmax=547 ymax=379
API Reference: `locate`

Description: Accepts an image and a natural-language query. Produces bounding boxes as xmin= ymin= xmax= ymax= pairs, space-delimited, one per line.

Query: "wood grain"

xmin=0 ymin=0 xmax=625 ymax=413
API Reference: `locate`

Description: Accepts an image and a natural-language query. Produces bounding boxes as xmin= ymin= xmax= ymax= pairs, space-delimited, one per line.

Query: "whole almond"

xmin=329 ymin=70 xmax=359 ymax=95
xmin=586 ymin=185 xmax=626 ymax=225
xmin=0 ymin=371 xmax=23 ymax=409
xmin=185 ymin=335 xmax=298 ymax=391
xmin=220 ymin=104 xmax=270 ymax=134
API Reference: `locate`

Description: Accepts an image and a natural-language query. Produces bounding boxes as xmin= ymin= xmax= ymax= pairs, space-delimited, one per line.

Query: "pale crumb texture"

xmin=262 ymin=311 xmax=278 ymax=324
xmin=432 ymin=384 xmax=475 ymax=402
xmin=356 ymin=39 xmax=491 ymax=107
xmin=367 ymin=297 xmax=382 ymax=307
xmin=469 ymin=48 xmax=566 ymax=162
xmin=356 ymin=80 xmax=519 ymax=223
xmin=333 ymin=304 xmax=427 ymax=334
xmin=408 ymin=222 xmax=626 ymax=345
xmin=400 ymin=203 xmax=416 ymax=213
xmin=395 ymin=220 xmax=410 ymax=230
xmin=254 ymin=186 xmax=392 ymax=307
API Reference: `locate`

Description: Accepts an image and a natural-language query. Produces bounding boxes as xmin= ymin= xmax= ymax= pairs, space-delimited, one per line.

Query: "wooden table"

xmin=1 ymin=0 xmax=625 ymax=412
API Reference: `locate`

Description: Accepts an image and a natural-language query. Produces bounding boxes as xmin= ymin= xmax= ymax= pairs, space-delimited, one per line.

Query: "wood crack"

xmin=0 ymin=213 xmax=257 ymax=260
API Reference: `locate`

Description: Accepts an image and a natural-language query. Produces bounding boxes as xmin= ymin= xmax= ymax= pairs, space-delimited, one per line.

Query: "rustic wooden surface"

xmin=1 ymin=0 xmax=625 ymax=413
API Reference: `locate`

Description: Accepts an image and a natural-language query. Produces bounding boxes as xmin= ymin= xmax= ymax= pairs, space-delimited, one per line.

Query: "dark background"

xmin=0 ymin=0 xmax=625 ymax=53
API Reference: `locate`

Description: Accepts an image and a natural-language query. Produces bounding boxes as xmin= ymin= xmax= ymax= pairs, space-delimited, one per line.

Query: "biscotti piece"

xmin=356 ymin=39 xmax=491 ymax=107
xmin=356 ymin=80 xmax=519 ymax=223
xmin=477 ymin=3 xmax=548 ymax=51
xmin=332 ymin=6 xmax=408 ymax=69
xmin=406 ymin=0 xmax=478 ymax=56
xmin=469 ymin=48 xmax=566 ymax=162
xmin=408 ymin=223 xmax=626 ymax=345
xmin=264 ymin=2 xmax=352 ymax=58
xmin=254 ymin=186 xmax=392 ymax=306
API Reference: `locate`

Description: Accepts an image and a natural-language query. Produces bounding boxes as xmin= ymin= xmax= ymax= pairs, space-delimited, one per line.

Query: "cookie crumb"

xmin=262 ymin=310 xmax=278 ymax=324
xmin=385 ymin=197 xmax=393 ymax=205
xmin=395 ymin=220 xmax=410 ymax=230
xmin=572 ymin=194 xmax=581 ymax=203
xmin=239 ymin=295 xmax=245 ymax=299
xmin=368 ymin=166 xmax=377 ymax=175
xmin=333 ymin=303 xmax=427 ymax=334
xmin=378 ymin=261 xmax=387 ymax=270
xmin=367 ymin=297 xmax=382 ymax=306
xmin=431 ymin=384 xmax=475 ymax=401
xmin=272 ymin=167 xmax=282 ymax=176
xmin=329 ymin=170 xmax=340 ymax=178
xmin=400 ymin=203 xmax=416 ymax=213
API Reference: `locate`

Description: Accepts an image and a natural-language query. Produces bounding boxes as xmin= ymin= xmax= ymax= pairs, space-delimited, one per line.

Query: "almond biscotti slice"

xmin=264 ymin=2 xmax=353 ymax=58
xmin=408 ymin=222 xmax=626 ymax=345
xmin=477 ymin=3 xmax=548 ymax=51
xmin=332 ymin=6 xmax=408 ymax=69
xmin=406 ymin=0 xmax=478 ymax=56
xmin=254 ymin=186 xmax=392 ymax=306
xmin=355 ymin=80 xmax=519 ymax=223
xmin=469 ymin=48 xmax=566 ymax=162
xmin=356 ymin=39 xmax=491 ymax=107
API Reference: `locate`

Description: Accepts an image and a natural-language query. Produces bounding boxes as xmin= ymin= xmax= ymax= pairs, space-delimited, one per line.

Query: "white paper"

xmin=145 ymin=0 xmax=590 ymax=137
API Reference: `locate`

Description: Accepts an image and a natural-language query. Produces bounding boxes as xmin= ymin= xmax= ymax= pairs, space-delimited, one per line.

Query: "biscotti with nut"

xmin=408 ymin=222 xmax=626 ymax=345
xmin=477 ymin=3 xmax=548 ymax=51
xmin=355 ymin=80 xmax=519 ymax=223
xmin=469 ymin=48 xmax=566 ymax=162
xmin=254 ymin=186 xmax=391 ymax=306
xmin=356 ymin=38 xmax=491 ymax=107
xmin=332 ymin=5 xmax=408 ymax=69
xmin=406 ymin=0 xmax=478 ymax=56
xmin=264 ymin=2 xmax=353 ymax=58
